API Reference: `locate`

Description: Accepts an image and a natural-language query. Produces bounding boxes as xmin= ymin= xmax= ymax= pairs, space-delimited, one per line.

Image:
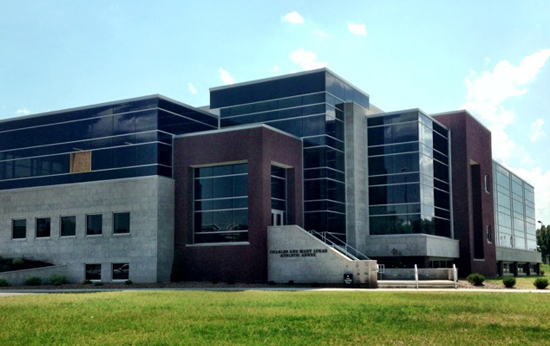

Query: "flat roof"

xmin=0 ymin=94 xmax=218 ymax=125
xmin=209 ymin=67 xmax=370 ymax=99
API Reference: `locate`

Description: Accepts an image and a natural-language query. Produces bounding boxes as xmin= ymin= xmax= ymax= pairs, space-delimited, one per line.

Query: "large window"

xmin=194 ymin=163 xmax=248 ymax=244
xmin=86 ymin=214 xmax=102 ymax=236
xmin=112 ymin=263 xmax=129 ymax=280
xmin=85 ymin=264 xmax=101 ymax=281
xmin=367 ymin=111 xmax=451 ymax=238
xmin=113 ymin=212 xmax=130 ymax=234
xmin=36 ymin=217 xmax=51 ymax=238
xmin=12 ymin=219 xmax=26 ymax=239
xmin=60 ymin=216 xmax=76 ymax=237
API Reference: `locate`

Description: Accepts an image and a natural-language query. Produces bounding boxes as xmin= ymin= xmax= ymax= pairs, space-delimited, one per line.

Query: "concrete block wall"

xmin=0 ymin=176 xmax=174 ymax=283
xmin=268 ymin=225 xmax=377 ymax=286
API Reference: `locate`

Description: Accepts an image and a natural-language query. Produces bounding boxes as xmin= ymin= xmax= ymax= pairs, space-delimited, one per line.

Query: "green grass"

xmin=484 ymin=263 xmax=550 ymax=289
xmin=1 ymin=291 xmax=549 ymax=345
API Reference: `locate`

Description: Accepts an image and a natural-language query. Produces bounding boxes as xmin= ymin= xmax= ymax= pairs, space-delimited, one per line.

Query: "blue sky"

xmin=1 ymin=1 xmax=549 ymax=224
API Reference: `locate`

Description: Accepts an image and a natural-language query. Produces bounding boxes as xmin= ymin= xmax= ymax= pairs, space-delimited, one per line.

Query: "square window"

xmin=86 ymin=214 xmax=102 ymax=235
xmin=85 ymin=264 xmax=101 ymax=281
xmin=113 ymin=212 xmax=130 ymax=234
xmin=60 ymin=216 xmax=76 ymax=237
xmin=12 ymin=219 xmax=26 ymax=239
xmin=112 ymin=263 xmax=129 ymax=280
xmin=36 ymin=218 xmax=51 ymax=238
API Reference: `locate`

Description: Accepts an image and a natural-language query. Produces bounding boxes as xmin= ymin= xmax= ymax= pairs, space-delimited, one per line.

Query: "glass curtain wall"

xmin=367 ymin=111 xmax=451 ymax=237
xmin=0 ymin=97 xmax=217 ymax=190
xmin=210 ymin=70 xmax=370 ymax=237
xmin=493 ymin=162 xmax=537 ymax=250
xmin=193 ymin=163 xmax=248 ymax=244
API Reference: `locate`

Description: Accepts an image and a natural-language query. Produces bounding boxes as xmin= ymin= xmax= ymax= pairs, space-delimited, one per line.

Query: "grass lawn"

xmin=482 ymin=263 xmax=550 ymax=289
xmin=1 ymin=291 xmax=549 ymax=345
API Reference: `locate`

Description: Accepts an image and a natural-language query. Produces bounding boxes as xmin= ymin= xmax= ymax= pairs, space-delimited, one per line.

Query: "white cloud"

xmin=313 ymin=29 xmax=328 ymax=38
xmin=461 ymin=49 xmax=550 ymax=225
xmin=289 ymin=49 xmax=327 ymax=71
xmin=16 ymin=108 xmax=31 ymax=116
xmin=530 ymin=118 xmax=545 ymax=142
xmin=188 ymin=83 xmax=198 ymax=95
xmin=218 ymin=68 xmax=234 ymax=85
xmin=461 ymin=49 xmax=550 ymax=163
xmin=272 ymin=65 xmax=280 ymax=75
xmin=282 ymin=11 xmax=304 ymax=24
xmin=347 ymin=22 xmax=366 ymax=36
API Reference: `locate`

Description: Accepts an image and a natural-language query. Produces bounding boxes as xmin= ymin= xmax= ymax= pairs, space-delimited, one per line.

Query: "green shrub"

xmin=125 ymin=280 xmax=133 ymax=285
xmin=0 ymin=278 xmax=9 ymax=287
xmin=467 ymin=273 xmax=485 ymax=286
xmin=49 ymin=275 xmax=68 ymax=286
xmin=93 ymin=282 xmax=103 ymax=286
xmin=534 ymin=278 xmax=549 ymax=290
xmin=12 ymin=258 xmax=24 ymax=266
xmin=82 ymin=279 xmax=92 ymax=285
xmin=502 ymin=277 xmax=516 ymax=288
xmin=24 ymin=276 xmax=42 ymax=286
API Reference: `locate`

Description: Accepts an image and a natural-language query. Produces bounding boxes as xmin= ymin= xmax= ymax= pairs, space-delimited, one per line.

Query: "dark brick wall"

xmin=172 ymin=126 xmax=303 ymax=283
xmin=434 ymin=111 xmax=497 ymax=277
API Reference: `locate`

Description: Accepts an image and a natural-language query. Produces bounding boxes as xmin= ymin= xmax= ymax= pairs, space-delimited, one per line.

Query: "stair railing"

xmin=307 ymin=230 xmax=370 ymax=260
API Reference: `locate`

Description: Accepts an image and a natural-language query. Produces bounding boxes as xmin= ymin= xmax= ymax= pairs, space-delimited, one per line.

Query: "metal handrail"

xmin=452 ymin=264 xmax=458 ymax=289
xmin=307 ymin=230 xmax=370 ymax=260
xmin=414 ymin=264 xmax=419 ymax=289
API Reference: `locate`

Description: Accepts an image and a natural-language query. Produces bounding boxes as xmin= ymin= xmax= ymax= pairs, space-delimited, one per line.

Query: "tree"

xmin=537 ymin=225 xmax=550 ymax=264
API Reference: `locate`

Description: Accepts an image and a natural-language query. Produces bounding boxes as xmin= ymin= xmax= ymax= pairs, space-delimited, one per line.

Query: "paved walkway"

xmin=1 ymin=287 xmax=549 ymax=295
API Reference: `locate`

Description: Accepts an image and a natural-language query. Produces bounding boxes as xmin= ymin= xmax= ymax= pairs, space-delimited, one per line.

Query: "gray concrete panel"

xmin=496 ymin=246 xmax=542 ymax=263
xmin=0 ymin=176 xmax=174 ymax=283
xmin=364 ymin=234 xmax=460 ymax=258
xmin=344 ymin=103 xmax=369 ymax=251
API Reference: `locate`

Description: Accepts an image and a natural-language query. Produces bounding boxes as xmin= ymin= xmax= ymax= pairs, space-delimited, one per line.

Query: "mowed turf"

xmin=0 ymin=291 xmax=549 ymax=345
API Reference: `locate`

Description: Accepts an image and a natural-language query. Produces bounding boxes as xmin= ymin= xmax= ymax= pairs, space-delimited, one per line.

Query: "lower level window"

xmin=85 ymin=264 xmax=101 ymax=281
xmin=36 ymin=218 xmax=51 ymax=238
xmin=112 ymin=263 xmax=129 ymax=280
xmin=12 ymin=219 xmax=26 ymax=239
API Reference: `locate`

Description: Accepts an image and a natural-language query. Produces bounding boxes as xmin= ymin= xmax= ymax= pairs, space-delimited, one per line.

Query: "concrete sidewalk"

xmin=1 ymin=287 xmax=549 ymax=295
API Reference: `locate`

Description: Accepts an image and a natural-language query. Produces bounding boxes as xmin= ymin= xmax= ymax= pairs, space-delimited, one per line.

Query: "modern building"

xmin=0 ymin=68 xmax=541 ymax=283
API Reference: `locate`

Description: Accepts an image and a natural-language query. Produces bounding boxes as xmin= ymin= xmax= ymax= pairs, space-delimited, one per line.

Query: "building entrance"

xmin=271 ymin=210 xmax=285 ymax=226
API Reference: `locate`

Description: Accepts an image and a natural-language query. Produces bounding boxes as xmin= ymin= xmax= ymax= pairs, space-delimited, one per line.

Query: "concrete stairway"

xmin=377 ymin=280 xmax=456 ymax=289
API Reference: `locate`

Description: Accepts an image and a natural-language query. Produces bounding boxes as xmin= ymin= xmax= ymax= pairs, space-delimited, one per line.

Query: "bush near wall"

xmin=467 ymin=273 xmax=485 ymax=286
xmin=533 ymin=278 xmax=549 ymax=290
xmin=502 ymin=277 xmax=516 ymax=288
xmin=24 ymin=276 xmax=42 ymax=286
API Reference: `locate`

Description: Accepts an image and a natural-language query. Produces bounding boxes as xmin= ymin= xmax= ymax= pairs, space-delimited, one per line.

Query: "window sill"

xmin=60 ymin=235 xmax=77 ymax=239
xmin=113 ymin=233 xmax=131 ymax=237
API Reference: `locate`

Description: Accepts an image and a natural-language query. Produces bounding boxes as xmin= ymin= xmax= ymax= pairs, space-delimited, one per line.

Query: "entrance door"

xmin=271 ymin=210 xmax=285 ymax=226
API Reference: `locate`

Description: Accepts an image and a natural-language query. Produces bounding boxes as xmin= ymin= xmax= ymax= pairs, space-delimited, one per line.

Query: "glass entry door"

xmin=271 ymin=210 xmax=285 ymax=226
